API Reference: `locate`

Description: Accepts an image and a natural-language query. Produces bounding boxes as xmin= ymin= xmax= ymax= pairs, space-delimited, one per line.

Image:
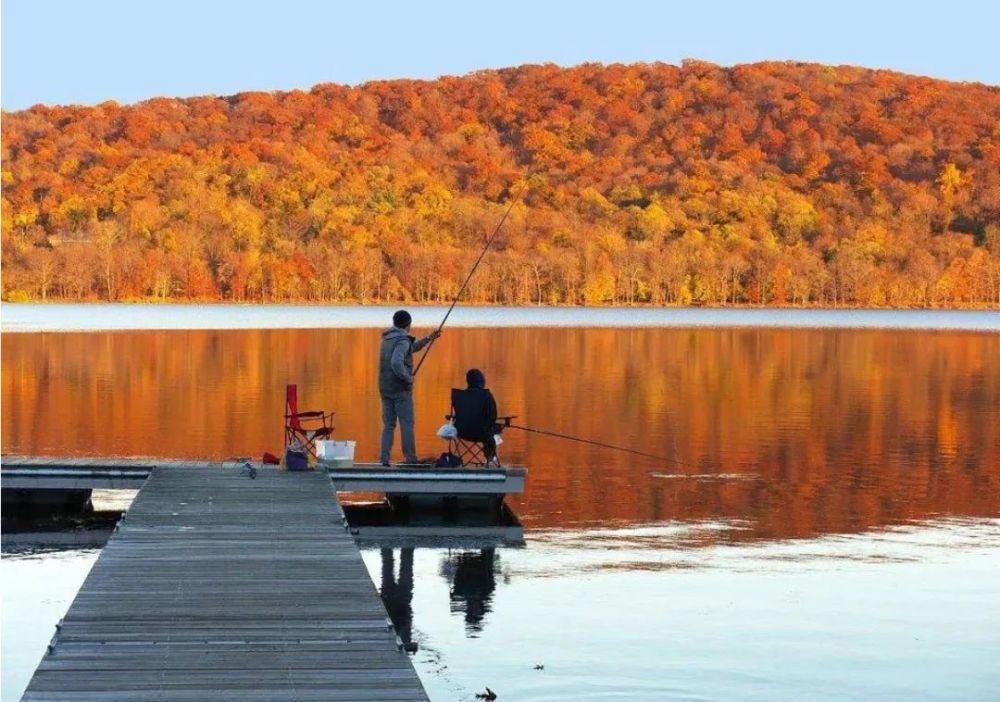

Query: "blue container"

xmin=285 ymin=449 xmax=310 ymax=471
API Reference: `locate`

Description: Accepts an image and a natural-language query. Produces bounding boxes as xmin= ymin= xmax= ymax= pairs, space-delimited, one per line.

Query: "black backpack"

xmin=435 ymin=451 xmax=463 ymax=468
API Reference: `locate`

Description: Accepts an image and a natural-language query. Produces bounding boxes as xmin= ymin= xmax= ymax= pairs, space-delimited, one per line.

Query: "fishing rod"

xmin=507 ymin=423 xmax=702 ymax=470
xmin=413 ymin=177 xmax=530 ymax=376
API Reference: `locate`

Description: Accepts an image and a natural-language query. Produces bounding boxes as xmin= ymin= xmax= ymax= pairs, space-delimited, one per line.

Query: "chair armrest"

xmin=499 ymin=415 xmax=516 ymax=427
xmin=445 ymin=414 xmax=455 ymax=420
xmin=288 ymin=411 xmax=330 ymax=419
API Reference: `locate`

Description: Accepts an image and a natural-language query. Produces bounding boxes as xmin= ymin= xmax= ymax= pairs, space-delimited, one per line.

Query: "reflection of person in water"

xmin=448 ymin=548 xmax=497 ymax=633
xmin=379 ymin=548 xmax=414 ymax=648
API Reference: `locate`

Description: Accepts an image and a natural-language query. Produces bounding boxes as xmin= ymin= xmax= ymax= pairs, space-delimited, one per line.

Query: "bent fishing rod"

xmin=413 ymin=177 xmax=530 ymax=376
xmin=507 ymin=423 xmax=703 ymax=471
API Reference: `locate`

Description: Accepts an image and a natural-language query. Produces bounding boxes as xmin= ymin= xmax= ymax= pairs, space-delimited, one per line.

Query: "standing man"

xmin=379 ymin=310 xmax=441 ymax=466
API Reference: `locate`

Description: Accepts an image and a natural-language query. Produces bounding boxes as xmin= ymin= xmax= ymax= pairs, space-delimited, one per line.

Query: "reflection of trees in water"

xmin=7 ymin=329 xmax=998 ymax=541
xmin=442 ymin=548 xmax=498 ymax=634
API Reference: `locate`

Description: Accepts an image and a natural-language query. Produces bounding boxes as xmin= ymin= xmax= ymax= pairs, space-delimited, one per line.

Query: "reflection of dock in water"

xmin=344 ymin=501 xmax=524 ymax=547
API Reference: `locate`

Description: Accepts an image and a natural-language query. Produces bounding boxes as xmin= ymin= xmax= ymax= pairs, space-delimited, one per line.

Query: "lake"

xmin=3 ymin=303 xmax=1000 ymax=333
xmin=2 ymin=306 xmax=999 ymax=701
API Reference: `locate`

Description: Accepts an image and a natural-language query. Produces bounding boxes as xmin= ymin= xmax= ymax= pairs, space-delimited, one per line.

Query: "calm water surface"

xmin=2 ymin=307 xmax=999 ymax=700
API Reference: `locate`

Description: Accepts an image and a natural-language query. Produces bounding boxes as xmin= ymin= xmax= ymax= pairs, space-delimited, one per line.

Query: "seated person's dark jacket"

xmin=452 ymin=388 xmax=498 ymax=441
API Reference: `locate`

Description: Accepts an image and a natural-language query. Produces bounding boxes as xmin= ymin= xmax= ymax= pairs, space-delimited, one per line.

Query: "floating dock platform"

xmin=1 ymin=456 xmax=526 ymax=496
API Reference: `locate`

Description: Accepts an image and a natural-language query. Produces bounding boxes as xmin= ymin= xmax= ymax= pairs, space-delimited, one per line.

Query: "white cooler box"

xmin=316 ymin=440 xmax=356 ymax=467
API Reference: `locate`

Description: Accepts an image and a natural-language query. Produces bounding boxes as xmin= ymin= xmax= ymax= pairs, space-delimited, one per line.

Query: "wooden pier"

xmin=22 ymin=464 xmax=430 ymax=701
xmin=1 ymin=456 xmax=526 ymax=496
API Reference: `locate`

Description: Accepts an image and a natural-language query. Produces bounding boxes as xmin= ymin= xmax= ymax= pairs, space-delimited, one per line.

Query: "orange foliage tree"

xmin=3 ymin=61 xmax=1000 ymax=306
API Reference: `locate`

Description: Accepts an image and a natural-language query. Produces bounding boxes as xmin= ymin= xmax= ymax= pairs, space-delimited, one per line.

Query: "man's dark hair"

xmin=393 ymin=310 xmax=412 ymax=329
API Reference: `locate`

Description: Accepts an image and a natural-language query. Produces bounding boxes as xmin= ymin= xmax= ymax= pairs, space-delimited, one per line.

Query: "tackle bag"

xmin=435 ymin=452 xmax=463 ymax=468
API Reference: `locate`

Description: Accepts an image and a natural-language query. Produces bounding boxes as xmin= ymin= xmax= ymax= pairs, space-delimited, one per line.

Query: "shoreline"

xmin=4 ymin=299 xmax=1000 ymax=310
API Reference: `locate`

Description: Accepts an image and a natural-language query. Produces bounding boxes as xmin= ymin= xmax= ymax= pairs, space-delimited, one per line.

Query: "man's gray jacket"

xmin=379 ymin=327 xmax=433 ymax=396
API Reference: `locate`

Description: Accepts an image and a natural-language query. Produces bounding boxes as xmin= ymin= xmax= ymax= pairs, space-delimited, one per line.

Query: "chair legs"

xmin=285 ymin=428 xmax=331 ymax=459
xmin=447 ymin=438 xmax=499 ymax=467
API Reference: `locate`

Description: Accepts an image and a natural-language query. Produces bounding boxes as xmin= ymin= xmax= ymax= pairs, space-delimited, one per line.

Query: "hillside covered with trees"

xmin=3 ymin=61 xmax=999 ymax=306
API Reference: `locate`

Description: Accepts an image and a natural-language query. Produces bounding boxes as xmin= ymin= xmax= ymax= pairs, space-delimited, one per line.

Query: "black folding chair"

xmin=446 ymin=388 xmax=515 ymax=467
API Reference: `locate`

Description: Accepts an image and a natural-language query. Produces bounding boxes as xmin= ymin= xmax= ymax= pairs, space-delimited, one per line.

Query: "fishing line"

xmin=507 ymin=423 xmax=704 ymax=471
xmin=413 ymin=177 xmax=530 ymax=376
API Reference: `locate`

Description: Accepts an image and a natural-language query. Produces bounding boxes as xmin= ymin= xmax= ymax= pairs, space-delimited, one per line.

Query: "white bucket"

xmin=317 ymin=440 xmax=355 ymax=467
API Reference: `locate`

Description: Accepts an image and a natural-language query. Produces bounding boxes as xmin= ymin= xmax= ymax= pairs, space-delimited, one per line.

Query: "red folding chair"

xmin=284 ymin=384 xmax=334 ymax=458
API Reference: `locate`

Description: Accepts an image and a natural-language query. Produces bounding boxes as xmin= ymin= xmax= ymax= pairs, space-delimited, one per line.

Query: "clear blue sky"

xmin=2 ymin=0 xmax=998 ymax=110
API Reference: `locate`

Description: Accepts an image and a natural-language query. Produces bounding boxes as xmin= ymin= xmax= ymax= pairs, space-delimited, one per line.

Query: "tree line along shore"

xmin=3 ymin=61 xmax=999 ymax=307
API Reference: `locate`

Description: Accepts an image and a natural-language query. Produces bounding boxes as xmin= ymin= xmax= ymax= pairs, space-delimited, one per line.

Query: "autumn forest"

xmin=2 ymin=61 xmax=999 ymax=306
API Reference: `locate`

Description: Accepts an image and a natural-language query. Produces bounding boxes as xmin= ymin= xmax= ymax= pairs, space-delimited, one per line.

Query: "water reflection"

xmin=443 ymin=548 xmax=498 ymax=634
xmin=377 ymin=540 xmax=505 ymax=643
xmin=4 ymin=514 xmax=999 ymax=701
xmin=1 ymin=489 xmax=123 ymax=537
xmin=377 ymin=546 xmax=504 ymax=645
xmin=4 ymin=327 xmax=998 ymax=543
xmin=0 ymin=545 xmax=100 ymax=702
xmin=359 ymin=518 xmax=1000 ymax=702
xmin=380 ymin=547 xmax=416 ymax=649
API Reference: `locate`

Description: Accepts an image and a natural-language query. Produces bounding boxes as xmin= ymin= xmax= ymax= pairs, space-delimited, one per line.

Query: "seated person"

xmin=452 ymin=368 xmax=503 ymax=463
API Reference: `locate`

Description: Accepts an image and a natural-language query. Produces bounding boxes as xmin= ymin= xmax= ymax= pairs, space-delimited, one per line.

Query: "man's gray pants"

xmin=380 ymin=391 xmax=417 ymax=464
